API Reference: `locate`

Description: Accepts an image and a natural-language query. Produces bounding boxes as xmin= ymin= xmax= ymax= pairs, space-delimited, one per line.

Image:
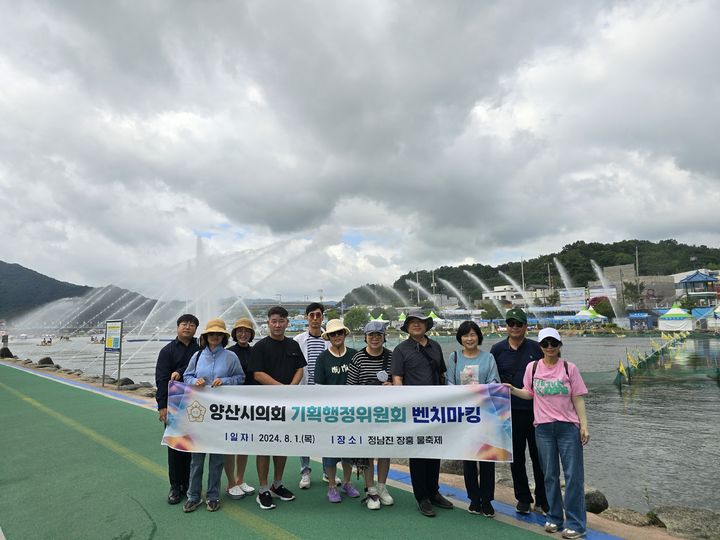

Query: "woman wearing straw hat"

xmin=182 ymin=318 xmax=245 ymax=513
xmin=313 ymin=319 xmax=360 ymax=503
xmin=506 ymin=328 xmax=589 ymax=539
xmin=224 ymin=318 xmax=257 ymax=500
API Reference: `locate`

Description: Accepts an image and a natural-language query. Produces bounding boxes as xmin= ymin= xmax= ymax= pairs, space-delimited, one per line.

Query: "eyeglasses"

xmin=506 ymin=320 xmax=525 ymax=328
xmin=235 ymin=328 xmax=252 ymax=333
xmin=328 ymin=330 xmax=345 ymax=338
xmin=539 ymin=338 xmax=561 ymax=348
xmin=307 ymin=312 xmax=323 ymax=319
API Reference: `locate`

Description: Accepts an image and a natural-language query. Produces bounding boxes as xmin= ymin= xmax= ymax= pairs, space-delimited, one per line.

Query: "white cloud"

xmin=1 ymin=0 xmax=718 ymax=302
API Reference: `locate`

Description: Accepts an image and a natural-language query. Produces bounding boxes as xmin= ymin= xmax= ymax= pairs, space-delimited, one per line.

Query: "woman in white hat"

xmin=224 ymin=318 xmax=257 ymax=500
xmin=313 ymin=319 xmax=360 ymax=503
xmin=182 ymin=318 xmax=245 ymax=514
xmin=506 ymin=328 xmax=589 ymax=539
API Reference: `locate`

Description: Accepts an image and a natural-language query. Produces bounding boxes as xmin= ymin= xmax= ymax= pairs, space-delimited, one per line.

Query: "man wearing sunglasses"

xmin=489 ymin=307 xmax=548 ymax=515
xmin=294 ymin=302 xmax=330 ymax=489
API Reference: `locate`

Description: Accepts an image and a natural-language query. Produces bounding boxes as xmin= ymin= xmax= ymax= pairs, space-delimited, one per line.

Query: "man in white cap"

xmin=391 ymin=310 xmax=453 ymax=518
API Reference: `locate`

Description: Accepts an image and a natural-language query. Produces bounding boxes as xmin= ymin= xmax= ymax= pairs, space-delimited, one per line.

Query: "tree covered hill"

xmin=340 ymin=239 xmax=720 ymax=307
xmin=0 ymin=260 xmax=92 ymax=320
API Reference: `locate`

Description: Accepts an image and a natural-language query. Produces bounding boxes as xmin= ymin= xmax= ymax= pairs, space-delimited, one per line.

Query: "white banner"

xmin=163 ymin=382 xmax=513 ymax=461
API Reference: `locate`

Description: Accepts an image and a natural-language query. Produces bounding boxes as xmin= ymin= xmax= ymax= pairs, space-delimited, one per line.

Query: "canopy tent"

xmin=658 ymin=304 xmax=694 ymax=332
xmin=708 ymin=304 xmax=720 ymax=329
xmin=574 ymin=306 xmax=607 ymax=320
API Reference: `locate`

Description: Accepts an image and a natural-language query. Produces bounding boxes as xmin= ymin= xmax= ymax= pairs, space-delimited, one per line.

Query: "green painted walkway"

xmin=0 ymin=363 xmax=543 ymax=539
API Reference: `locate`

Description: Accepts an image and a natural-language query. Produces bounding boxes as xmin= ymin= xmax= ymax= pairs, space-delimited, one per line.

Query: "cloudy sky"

xmin=1 ymin=0 xmax=718 ymax=301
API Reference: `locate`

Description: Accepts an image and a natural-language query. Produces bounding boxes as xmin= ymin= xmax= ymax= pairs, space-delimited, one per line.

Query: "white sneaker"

xmin=227 ymin=485 xmax=245 ymax=500
xmin=545 ymin=522 xmax=559 ymax=533
xmin=299 ymin=471 xmax=311 ymax=489
xmin=377 ymin=484 xmax=394 ymax=506
xmin=322 ymin=473 xmax=342 ymax=486
xmin=238 ymin=482 xmax=255 ymax=494
xmin=366 ymin=487 xmax=381 ymax=510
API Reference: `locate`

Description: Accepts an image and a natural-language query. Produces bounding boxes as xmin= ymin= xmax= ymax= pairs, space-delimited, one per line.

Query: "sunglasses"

xmin=506 ymin=320 xmax=525 ymax=328
xmin=328 ymin=330 xmax=346 ymax=338
xmin=539 ymin=338 xmax=561 ymax=348
xmin=307 ymin=312 xmax=324 ymax=319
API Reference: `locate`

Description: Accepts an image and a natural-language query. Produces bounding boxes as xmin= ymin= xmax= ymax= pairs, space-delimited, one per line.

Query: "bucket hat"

xmin=321 ymin=319 xmax=350 ymax=340
xmin=201 ymin=318 xmax=230 ymax=337
xmin=231 ymin=317 xmax=255 ymax=341
xmin=400 ymin=310 xmax=434 ymax=333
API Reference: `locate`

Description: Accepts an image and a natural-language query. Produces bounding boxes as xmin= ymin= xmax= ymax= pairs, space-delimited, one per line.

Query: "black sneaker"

xmin=270 ymin=484 xmax=296 ymax=501
xmin=167 ymin=487 xmax=182 ymax=505
xmin=417 ymin=498 xmax=436 ymax=517
xmin=468 ymin=501 xmax=482 ymax=514
xmin=183 ymin=498 xmax=203 ymax=513
xmin=206 ymin=499 xmax=220 ymax=512
xmin=535 ymin=502 xmax=550 ymax=515
xmin=256 ymin=491 xmax=276 ymax=510
xmin=516 ymin=500 xmax=531 ymax=514
xmin=481 ymin=501 xmax=495 ymax=518
xmin=430 ymin=492 xmax=453 ymax=509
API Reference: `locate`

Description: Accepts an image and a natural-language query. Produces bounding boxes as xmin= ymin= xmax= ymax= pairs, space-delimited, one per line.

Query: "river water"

xmin=7 ymin=333 xmax=720 ymax=512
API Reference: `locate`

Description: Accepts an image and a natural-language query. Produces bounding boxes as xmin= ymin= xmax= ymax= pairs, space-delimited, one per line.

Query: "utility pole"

xmin=521 ymin=258 xmax=526 ymax=294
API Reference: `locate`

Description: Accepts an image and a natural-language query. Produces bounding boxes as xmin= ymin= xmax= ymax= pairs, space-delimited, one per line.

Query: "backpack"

xmin=531 ymin=359 xmax=569 ymax=378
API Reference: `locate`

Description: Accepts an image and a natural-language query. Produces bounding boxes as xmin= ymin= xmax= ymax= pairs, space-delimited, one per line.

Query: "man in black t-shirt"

xmin=391 ymin=311 xmax=453 ymax=518
xmin=248 ymin=306 xmax=306 ymax=510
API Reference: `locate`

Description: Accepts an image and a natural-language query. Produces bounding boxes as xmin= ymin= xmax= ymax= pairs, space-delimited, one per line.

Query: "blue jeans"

xmin=300 ymin=456 xmax=311 ymax=474
xmin=535 ymin=422 xmax=586 ymax=533
xmin=187 ymin=453 xmax=225 ymax=502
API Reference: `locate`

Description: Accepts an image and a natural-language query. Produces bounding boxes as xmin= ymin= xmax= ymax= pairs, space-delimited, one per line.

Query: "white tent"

xmin=708 ymin=305 xmax=720 ymax=330
xmin=658 ymin=304 xmax=694 ymax=332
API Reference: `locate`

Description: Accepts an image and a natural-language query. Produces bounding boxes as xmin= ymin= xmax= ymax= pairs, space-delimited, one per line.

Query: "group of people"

xmin=155 ymin=304 xmax=590 ymax=538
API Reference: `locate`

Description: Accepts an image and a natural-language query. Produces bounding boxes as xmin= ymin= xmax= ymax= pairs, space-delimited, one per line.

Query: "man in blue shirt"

xmin=490 ymin=307 xmax=548 ymax=515
xmin=155 ymin=313 xmax=200 ymax=505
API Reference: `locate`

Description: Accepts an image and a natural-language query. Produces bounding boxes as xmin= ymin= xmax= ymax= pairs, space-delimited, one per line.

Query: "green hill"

xmin=0 ymin=261 xmax=92 ymax=320
xmin=340 ymin=239 xmax=720 ymax=306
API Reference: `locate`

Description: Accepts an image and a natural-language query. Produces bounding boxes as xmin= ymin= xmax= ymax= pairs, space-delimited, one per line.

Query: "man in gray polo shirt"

xmin=391 ymin=311 xmax=454 ymax=517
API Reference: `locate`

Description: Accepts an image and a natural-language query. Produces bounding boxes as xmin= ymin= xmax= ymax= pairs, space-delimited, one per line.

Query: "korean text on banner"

xmin=162 ymin=383 xmax=512 ymax=461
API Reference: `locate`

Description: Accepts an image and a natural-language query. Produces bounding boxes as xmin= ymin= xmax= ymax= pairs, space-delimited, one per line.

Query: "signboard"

xmin=104 ymin=320 xmax=123 ymax=352
xmin=163 ymin=383 xmax=513 ymax=461
xmin=588 ymin=287 xmax=618 ymax=300
xmin=559 ymin=287 xmax=586 ymax=308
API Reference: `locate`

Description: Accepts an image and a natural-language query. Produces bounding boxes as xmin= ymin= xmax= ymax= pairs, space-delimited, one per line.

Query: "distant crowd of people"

xmin=155 ymin=304 xmax=590 ymax=538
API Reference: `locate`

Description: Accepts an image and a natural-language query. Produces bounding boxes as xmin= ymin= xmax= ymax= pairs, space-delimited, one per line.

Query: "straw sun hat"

xmin=321 ymin=319 xmax=350 ymax=340
xmin=231 ymin=317 xmax=256 ymax=341
xmin=201 ymin=318 xmax=231 ymax=337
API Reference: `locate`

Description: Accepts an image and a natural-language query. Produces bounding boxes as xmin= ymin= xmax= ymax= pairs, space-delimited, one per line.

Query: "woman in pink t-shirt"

xmin=506 ymin=328 xmax=589 ymax=539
